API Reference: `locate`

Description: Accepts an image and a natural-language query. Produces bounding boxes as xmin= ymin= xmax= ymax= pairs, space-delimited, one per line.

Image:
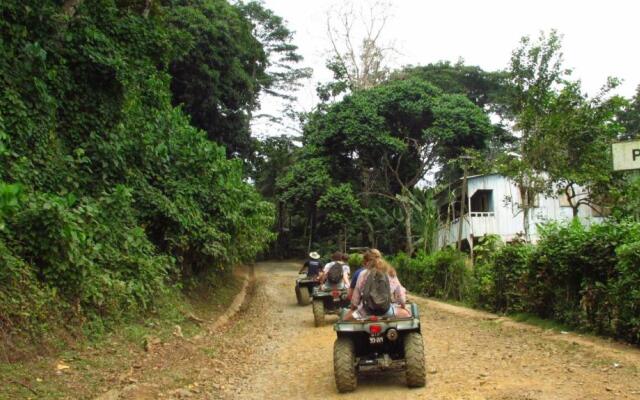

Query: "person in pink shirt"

xmin=344 ymin=253 xmax=411 ymax=320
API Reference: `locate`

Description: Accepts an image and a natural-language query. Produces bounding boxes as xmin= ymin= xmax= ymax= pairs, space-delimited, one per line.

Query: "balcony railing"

xmin=470 ymin=211 xmax=495 ymax=217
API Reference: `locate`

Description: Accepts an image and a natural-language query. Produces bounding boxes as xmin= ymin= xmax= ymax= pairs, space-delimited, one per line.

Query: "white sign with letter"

xmin=612 ymin=140 xmax=640 ymax=171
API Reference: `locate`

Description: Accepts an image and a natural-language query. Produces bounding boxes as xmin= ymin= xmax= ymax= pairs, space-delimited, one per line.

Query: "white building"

xmin=436 ymin=173 xmax=605 ymax=250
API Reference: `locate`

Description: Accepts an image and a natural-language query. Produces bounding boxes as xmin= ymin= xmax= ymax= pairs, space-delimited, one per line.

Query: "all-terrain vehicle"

xmin=311 ymin=283 xmax=350 ymax=327
xmin=294 ymin=275 xmax=319 ymax=306
xmin=332 ymin=303 xmax=426 ymax=392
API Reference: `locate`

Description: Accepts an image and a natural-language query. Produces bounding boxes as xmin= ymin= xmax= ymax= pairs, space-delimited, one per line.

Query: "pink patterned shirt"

xmin=351 ymin=270 xmax=407 ymax=316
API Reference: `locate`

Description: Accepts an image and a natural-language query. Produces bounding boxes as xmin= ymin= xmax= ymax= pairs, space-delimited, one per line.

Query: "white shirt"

xmin=323 ymin=261 xmax=350 ymax=276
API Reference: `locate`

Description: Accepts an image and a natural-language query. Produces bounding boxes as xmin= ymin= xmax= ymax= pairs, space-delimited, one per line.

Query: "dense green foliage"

xmin=0 ymin=0 xmax=286 ymax=352
xmin=393 ymin=61 xmax=506 ymax=110
xmin=392 ymin=249 xmax=468 ymax=301
xmin=347 ymin=252 xmax=363 ymax=272
xmin=394 ymin=221 xmax=640 ymax=344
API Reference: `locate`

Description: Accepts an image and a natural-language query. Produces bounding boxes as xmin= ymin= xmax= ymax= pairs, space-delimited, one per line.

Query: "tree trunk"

xmin=457 ymin=168 xmax=468 ymax=251
xmin=343 ymin=224 xmax=348 ymax=253
xmin=403 ymin=202 xmax=413 ymax=256
xmin=520 ymin=186 xmax=531 ymax=242
xmin=303 ymin=213 xmax=309 ymax=250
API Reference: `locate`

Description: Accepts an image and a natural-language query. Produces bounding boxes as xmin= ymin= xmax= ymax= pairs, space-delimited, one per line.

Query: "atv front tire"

xmin=312 ymin=299 xmax=325 ymax=327
xmin=404 ymin=332 xmax=426 ymax=388
xmin=299 ymin=286 xmax=311 ymax=305
xmin=333 ymin=338 xmax=357 ymax=392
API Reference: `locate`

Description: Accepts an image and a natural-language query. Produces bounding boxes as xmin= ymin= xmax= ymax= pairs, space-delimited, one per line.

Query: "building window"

xmin=471 ymin=190 xmax=494 ymax=213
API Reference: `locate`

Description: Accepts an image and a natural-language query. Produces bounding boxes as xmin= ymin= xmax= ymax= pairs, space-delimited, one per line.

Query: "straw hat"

xmin=309 ymin=251 xmax=320 ymax=260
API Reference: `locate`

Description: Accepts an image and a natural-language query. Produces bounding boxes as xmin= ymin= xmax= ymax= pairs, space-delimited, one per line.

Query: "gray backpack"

xmin=362 ymin=270 xmax=391 ymax=315
xmin=327 ymin=262 xmax=344 ymax=284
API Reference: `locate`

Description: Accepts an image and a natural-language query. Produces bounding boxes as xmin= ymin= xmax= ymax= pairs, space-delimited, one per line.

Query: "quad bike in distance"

xmin=332 ymin=303 xmax=426 ymax=392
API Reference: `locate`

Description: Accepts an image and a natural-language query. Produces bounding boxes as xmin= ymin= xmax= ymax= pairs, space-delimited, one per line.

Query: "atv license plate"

xmin=369 ymin=336 xmax=384 ymax=344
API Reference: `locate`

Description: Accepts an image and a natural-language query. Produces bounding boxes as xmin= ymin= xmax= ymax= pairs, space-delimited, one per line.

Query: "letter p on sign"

xmin=612 ymin=140 xmax=640 ymax=171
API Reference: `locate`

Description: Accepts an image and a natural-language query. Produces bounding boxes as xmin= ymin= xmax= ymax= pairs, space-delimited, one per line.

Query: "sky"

xmin=252 ymin=0 xmax=640 ymax=138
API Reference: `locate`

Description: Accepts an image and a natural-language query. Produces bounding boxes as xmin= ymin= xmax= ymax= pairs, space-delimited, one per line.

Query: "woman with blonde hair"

xmin=345 ymin=250 xmax=411 ymax=320
xmin=347 ymin=249 xmax=381 ymax=299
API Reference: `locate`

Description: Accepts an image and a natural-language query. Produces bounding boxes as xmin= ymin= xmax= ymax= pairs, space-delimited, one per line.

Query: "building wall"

xmin=437 ymin=174 xmax=603 ymax=248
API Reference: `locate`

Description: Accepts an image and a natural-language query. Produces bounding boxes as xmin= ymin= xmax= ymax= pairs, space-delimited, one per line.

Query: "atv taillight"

xmin=331 ymin=290 xmax=339 ymax=298
xmin=369 ymin=324 xmax=382 ymax=335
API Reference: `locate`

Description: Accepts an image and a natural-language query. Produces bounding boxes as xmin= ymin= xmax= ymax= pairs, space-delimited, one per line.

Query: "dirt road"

xmin=101 ymin=261 xmax=640 ymax=400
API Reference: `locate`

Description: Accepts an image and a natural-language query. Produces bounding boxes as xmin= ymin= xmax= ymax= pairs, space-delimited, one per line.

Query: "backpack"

xmin=327 ymin=262 xmax=344 ymax=284
xmin=362 ymin=270 xmax=391 ymax=316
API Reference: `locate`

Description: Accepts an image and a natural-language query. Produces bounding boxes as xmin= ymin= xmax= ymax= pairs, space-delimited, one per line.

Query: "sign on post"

xmin=612 ymin=140 xmax=640 ymax=171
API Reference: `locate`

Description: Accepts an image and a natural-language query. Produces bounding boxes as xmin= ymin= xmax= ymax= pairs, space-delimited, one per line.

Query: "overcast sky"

xmin=253 ymin=0 xmax=640 ymax=138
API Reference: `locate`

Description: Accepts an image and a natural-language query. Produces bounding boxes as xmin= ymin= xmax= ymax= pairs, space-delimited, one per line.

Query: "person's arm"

xmin=350 ymin=271 xmax=366 ymax=309
xmin=391 ymin=276 xmax=407 ymax=307
xmin=319 ymin=263 xmax=330 ymax=283
xmin=342 ymin=266 xmax=350 ymax=286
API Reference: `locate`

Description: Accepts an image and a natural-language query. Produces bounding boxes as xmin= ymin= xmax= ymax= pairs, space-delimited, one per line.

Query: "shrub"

xmin=525 ymin=220 xmax=635 ymax=334
xmin=393 ymin=248 xmax=469 ymax=301
xmin=347 ymin=253 xmax=363 ymax=273
xmin=393 ymin=219 xmax=640 ymax=345
xmin=612 ymin=239 xmax=640 ymax=343
xmin=470 ymin=243 xmax=533 ymax=312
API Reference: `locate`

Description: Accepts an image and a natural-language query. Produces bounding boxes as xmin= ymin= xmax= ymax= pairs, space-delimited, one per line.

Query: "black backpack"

xmin=362 ymin=270 xmax=391 ymax=315
xmin=327 ymin=262 xmax=344 ymax=284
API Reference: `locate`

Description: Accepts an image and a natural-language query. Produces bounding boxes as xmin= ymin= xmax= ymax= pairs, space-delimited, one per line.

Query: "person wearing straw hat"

xmin=299 ymin=251 xmax=323 ymax=278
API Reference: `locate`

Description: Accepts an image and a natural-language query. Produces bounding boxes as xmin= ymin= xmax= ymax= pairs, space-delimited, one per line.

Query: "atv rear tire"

xmin=404 ymin=332 xmax=426 ymax=388
xmin=312 ymin=299 xmax=324 ymax=327
xmin=299 ymin=287 xmax=311 ymax=305
xmin=333 ymin=337 xmax=357 ymax=392
xmin=295 ymin=286 xmax=304 ymax=306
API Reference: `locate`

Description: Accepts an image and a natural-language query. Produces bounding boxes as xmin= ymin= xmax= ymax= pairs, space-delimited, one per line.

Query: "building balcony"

xmin=437 ymin=212 xmax=497 ymax=248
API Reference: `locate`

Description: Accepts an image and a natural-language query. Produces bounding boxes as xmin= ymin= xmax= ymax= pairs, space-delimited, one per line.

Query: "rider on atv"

xmin=299 ymin=251 xmax=323 ymax=278
xmin=320 ymin=251 xmax=350 ymax=289
xmin=345 ymin=252 xmax=411 ymax=320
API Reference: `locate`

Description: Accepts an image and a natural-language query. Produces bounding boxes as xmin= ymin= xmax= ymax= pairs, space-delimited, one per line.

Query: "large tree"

xmin=318 ymin=0 xmax=395 ymax=102
xmin=538 ymin=81 xmax=625 ymax=217
xmin=304 ymin=78 xmax=493 ymax=254
xmin=496 ymin=30 xmax=569 ymax=240
xmin=498 ymin=30 xmax=625 ymax=233
xmin=392 ymin=61 xmax=513 ymax=183
xmin=168 ymin=0 xmax=308 ymax=158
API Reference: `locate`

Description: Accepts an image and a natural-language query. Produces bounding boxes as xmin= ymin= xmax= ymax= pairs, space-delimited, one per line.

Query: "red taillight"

xmin=369 ymin=324 xmax=382 ymax=335
xmin=332 ymin=290 xmax=339 ymax=298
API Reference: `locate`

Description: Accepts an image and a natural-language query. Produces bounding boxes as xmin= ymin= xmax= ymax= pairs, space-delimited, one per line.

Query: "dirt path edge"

xmin=208 ymin=265 xmax=254 ymax=332
xmin=94 ymin=265 xmax=255 ymax=400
